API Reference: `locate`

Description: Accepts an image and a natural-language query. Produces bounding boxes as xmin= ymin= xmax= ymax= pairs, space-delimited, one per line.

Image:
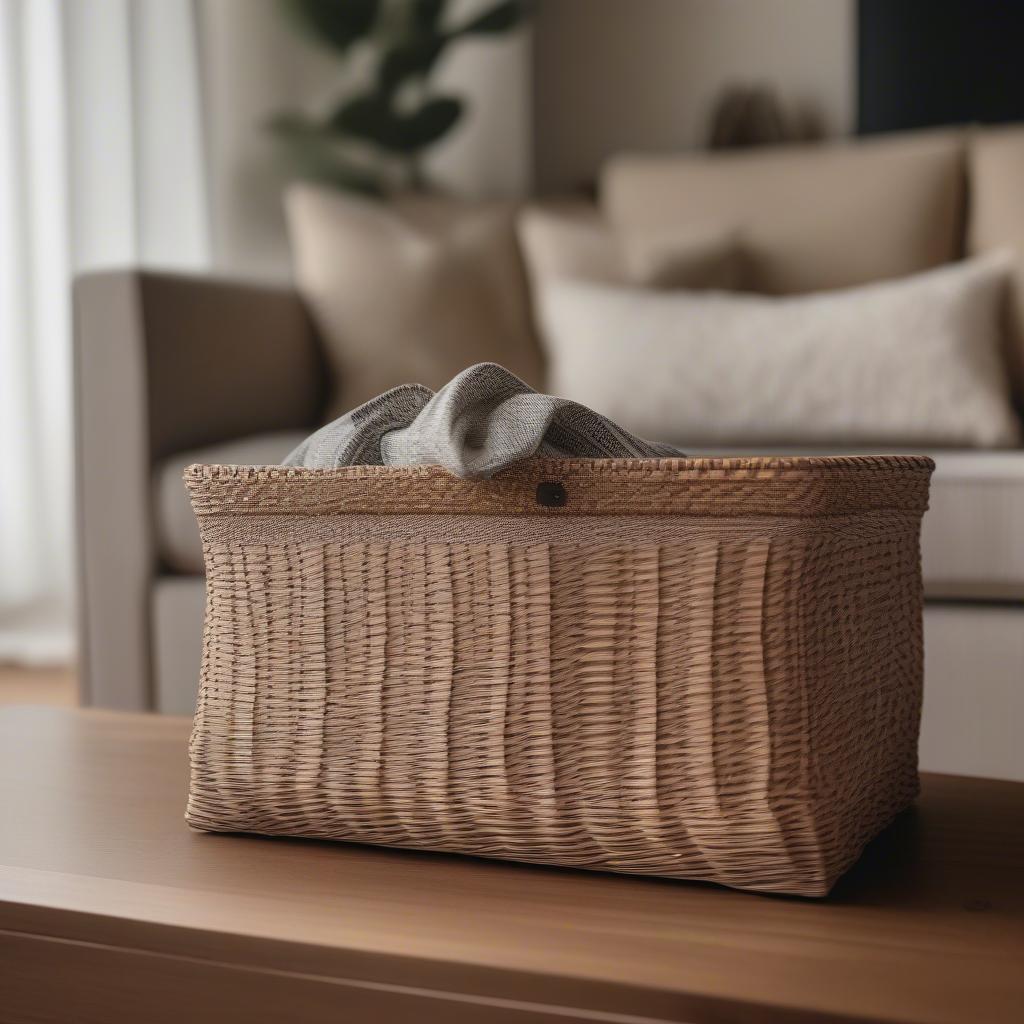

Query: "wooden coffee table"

xmin=1 ymin=707 xmax=1022 ymax=1023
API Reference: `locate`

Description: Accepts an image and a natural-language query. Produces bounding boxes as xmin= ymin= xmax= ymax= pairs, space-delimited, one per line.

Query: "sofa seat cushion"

xmin=154 ymin=431 xmax=308 ymax=575
xmin=922 ymin=451 xmax=1024 ymax=598
xmin=693 ymin=447 xmax=1024 ymax=598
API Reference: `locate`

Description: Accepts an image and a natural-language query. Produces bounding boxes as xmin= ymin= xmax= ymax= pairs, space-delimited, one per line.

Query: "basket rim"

xmin=185 ymin=454 xmax=935 ymax=485
xmin=186 ymin=455 xmax=933 ymax=521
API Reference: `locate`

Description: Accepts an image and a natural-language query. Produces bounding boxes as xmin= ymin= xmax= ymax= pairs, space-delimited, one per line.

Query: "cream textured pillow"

xmin=517 ymin=204 xmax=743 ymax=291
xmin=539 ymin=256 xmax=1021 ymax=448
xmin=286 ymin=186 xmax=543 ymax=418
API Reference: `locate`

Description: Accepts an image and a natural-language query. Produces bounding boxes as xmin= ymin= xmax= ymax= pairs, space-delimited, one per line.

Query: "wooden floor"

xmin=0 ymin=665 xmax=77 ymax=706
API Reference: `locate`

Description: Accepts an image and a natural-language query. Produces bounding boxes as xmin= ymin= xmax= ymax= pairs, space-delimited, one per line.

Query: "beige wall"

xmin=533 ymin=0 xmax=854 ymax=192
xmin=427 ymin=0 xmax=532 ymax=200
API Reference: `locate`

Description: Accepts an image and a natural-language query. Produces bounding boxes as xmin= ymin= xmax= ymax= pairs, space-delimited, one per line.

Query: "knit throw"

xmin=284 ymin=363 xmax=683 ymax=478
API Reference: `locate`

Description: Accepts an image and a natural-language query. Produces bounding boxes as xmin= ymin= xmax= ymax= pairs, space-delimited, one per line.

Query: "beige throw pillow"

xmin=539 ymin=255 xmax=1021 ymax=448
xmin=517 ymin=203 xmax=743 ymax=292
xmin=286 ymin=186 xmax=543 ymax=419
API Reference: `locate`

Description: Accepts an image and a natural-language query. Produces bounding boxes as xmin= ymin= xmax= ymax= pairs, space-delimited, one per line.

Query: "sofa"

xmin=74 ymin=126 xmax=1024 ymax=781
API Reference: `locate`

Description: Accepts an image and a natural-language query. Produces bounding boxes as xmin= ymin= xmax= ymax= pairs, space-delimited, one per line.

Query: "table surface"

xmin=1 ymin=707 xmax=1022 ymax=1024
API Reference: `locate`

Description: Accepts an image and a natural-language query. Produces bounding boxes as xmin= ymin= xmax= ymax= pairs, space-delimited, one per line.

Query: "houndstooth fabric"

xmin=284 ymin=362 xmax=684 ymax=479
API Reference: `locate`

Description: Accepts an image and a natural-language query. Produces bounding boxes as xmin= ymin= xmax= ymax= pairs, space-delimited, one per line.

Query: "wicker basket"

xmin=185 ymin=455 xmax=932 ymax=897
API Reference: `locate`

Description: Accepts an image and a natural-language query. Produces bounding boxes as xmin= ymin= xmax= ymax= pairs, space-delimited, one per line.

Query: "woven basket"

xmin=185 ymin=455 xmax=932 ymax=897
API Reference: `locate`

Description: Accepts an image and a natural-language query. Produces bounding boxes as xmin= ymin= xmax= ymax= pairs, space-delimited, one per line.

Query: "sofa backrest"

xmin=601 ymin=128 xmax=967 ymax=297
xmin=967 ymin=126 xmax=1024 ymax=407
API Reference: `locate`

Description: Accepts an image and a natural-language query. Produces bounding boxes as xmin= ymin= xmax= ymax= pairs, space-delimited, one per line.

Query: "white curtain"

xmin=0 ymin=0 xmax=209 ymax=663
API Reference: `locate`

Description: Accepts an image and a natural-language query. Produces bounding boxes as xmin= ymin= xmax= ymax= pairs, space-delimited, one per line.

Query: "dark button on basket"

xmin=536 ymin=481 xmax=567 ymax=507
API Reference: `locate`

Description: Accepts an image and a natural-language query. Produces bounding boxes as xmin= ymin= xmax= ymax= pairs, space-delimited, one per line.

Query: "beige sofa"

xmin=74 ymin=127 xmax=1024 ymax=780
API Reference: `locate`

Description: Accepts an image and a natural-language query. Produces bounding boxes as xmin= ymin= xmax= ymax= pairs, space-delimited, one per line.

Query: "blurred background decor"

xmin=706 ymin=84 xmax=823 ymax=149
xmin=270 ymin=0 xmax=530 ymax=194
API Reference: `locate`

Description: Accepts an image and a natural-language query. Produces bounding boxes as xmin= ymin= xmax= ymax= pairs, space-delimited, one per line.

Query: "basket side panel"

xmin=188 ymin=526 xmax=840 ymax=894
xmin=795 ymin=512 xmax=925 ymax=888
xmin=185 ymin=461 xmax=931 ymax=896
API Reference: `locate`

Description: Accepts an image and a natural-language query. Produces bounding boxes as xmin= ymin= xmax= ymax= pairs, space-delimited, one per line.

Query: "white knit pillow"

xmin=540 ymin=255 xmax=1021 ymax=447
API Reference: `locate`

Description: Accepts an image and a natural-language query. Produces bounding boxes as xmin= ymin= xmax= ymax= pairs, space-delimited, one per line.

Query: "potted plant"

xmin=271 ymin=0 xmax=530 ymax=195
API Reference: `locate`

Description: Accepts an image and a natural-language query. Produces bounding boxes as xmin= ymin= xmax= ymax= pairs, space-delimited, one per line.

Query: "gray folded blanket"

xmin=284 ymin=363 xmax=684 ymax=479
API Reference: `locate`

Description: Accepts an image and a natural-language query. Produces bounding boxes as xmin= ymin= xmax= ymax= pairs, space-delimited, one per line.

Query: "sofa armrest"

xmin=73 ymin=270 xmax=324 ymax=709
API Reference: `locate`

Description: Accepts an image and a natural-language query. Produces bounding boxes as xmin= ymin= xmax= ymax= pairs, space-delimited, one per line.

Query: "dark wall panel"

xmin=858 ymin=0 xmax=1024 ymax=134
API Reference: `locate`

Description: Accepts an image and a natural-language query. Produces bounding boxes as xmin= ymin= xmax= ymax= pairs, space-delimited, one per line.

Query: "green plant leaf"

xmin=412 ymin=0 xmax=447 ymax=31
xmin=402 ymin=96 xmax=463 ymax=149
xmin=330 ymin=93 xmax=405 ymax=149
xmin=279 ymin=0 xmax=379 ymax=52
xmin=308 ymin=162 xmax=383 ymax=196
xmin=329 ymin=92 xmax=463 ymax=153
xmin=378 ymin=36 xmax=446 ymax=93
xmin=267 ymin=111 xmax=383 ymax=195
xmin=454 ymin=0 xmax=527 ymax=35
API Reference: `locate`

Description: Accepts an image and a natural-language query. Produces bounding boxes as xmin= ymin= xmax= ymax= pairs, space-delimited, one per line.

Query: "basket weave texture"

xmin=185 ymin=456 xmax=932 ymax=896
